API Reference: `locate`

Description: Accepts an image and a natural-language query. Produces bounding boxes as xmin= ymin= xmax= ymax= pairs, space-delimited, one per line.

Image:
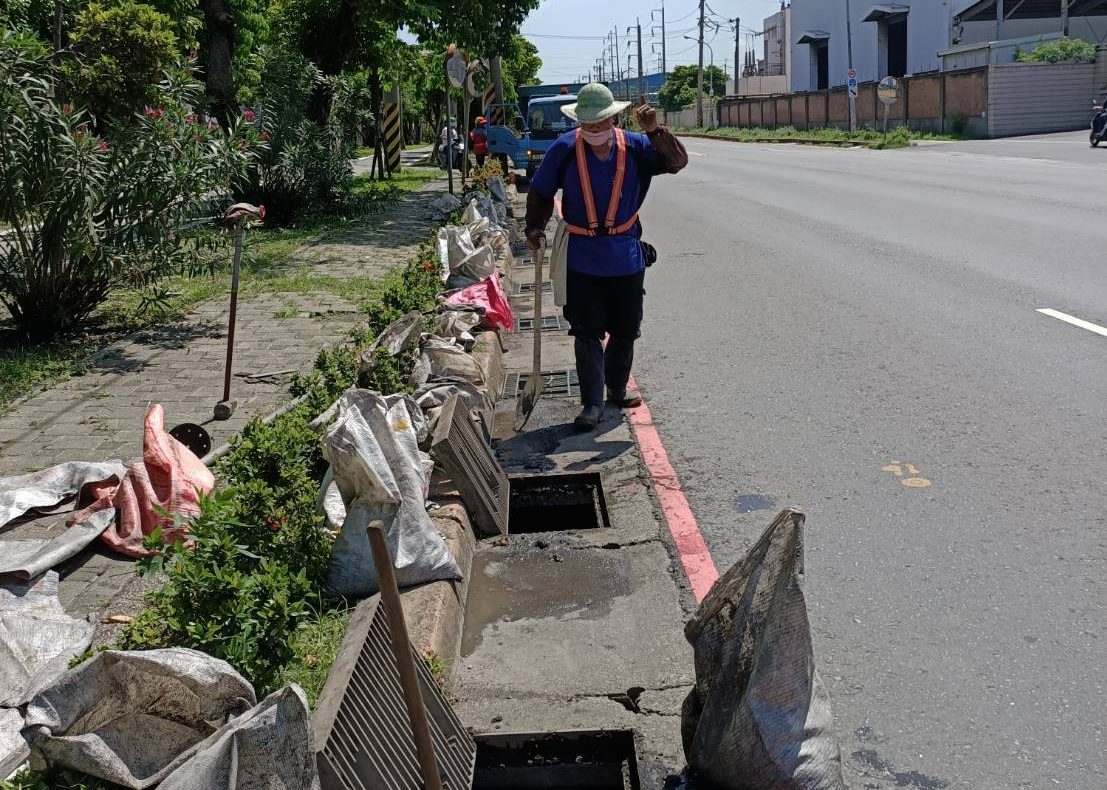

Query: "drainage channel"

xmin=474 ymin=730 xmax=641 ymax=789
xmin=509 ymin=472 xmax=611 ymax=533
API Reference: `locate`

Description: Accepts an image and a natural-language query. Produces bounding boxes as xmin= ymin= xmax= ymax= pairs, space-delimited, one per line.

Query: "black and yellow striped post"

xmin=381 ymin=98 xmax=402 ymax=174
xmin=483 ymin=83 xmax=503 ymax=126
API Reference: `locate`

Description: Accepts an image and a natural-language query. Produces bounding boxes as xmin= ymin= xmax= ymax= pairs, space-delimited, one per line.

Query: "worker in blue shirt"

xmin=525 ymin=83 xmax=688 ymax=430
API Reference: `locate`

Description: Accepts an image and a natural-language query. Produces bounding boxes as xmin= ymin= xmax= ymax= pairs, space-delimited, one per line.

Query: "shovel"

xmin=513 ymin=241 xmax=546 ymax=431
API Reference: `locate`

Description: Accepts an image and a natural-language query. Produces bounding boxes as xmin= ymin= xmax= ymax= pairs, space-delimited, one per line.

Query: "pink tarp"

xmin=69 ymin=404 xmax=214 ymax=557
xmin=444 ymin=271 xmax=514 ymax=333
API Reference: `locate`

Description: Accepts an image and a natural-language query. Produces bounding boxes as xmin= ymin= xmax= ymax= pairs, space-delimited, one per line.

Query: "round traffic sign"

xmin=877 ymin=75 xmax=899 ymax=105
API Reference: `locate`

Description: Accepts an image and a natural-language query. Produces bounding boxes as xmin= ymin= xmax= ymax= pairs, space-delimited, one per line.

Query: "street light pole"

xmin=845 ymin=0 xmax=857 ymax=132
xmin=637 ymin=18 xmax=646 ymax=101
xmin=696 ymin=0 xmax=706 ymax=127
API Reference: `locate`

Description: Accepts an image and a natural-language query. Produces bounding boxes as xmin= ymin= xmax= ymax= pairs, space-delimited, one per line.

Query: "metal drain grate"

xmin=430 ymin=393 xmax=510 ymax=537
xmin=314 ymin=598 xmax=476 ymax=790
xmin=502 ymin=369 xmax=579 ymax=400
xmin=513 ymin=280 xmax=553 ymax=295
xmin=514 ymin=315 xmax=569 ymax=332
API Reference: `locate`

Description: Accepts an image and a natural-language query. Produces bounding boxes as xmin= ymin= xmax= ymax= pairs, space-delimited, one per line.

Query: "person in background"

xmin=524 ymin=83 xmax=688 ymax=431
xmin=471 ymin=116 xmax=490 ymax=168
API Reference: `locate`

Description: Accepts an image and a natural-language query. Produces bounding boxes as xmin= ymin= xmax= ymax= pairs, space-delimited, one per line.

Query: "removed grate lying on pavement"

xmin=513 ymin=280 xmax=553 ymax=295
xmin=514 ymin=315 xmax=569 ymax=332
xmin=502 ymin=369 xmax=579 ymax=400
xmin=430 ymin=393 xmax=510 ymax=537
xmin=314 ymin=597 xmax=476 ymax=790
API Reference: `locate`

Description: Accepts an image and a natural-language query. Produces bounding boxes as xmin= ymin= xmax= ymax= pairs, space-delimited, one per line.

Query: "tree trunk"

xmin=199 ymin=0 xmax=236 ymax=125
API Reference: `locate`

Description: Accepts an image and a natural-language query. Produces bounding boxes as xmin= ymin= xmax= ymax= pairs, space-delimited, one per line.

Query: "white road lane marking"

xmin=687 ymin=151 xmax=706 ymax=157
xmin=1036 ymin=308 xmax=1107 ymax=337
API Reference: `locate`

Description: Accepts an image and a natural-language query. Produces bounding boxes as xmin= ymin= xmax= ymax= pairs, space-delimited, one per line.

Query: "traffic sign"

xmin=848 ymin=68 xmax=857 ymax=80
xmin=847 ymin=76 xmax=858 ymax=98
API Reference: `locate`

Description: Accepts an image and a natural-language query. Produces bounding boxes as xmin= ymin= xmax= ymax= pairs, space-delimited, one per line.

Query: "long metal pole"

xmin=367 ymin=523 xmax=444 ymax=790
xmin=444 ymin=59 xmax=454 ymax=194
xmin=637 ymin=20 xmax=646 ymax=101
xmin=997 ymin=0 xmax=1005 ymax=39
xmin=1061 ymin=0 xmax=1069 ymax=36
xmin=696 ymin=0 xmax=706 ymax=127
xmin=734 ymin=18 xmax=740 ymax=94
xmin=845 ymin=0 xmax=857 ymax=132
xmin=613 ymin=28 xmax=623 ymax=100
xmin=662 ymin=2 xmax=667 ymax=76
xmin=220 ymin=222 xmax=244 ymax=406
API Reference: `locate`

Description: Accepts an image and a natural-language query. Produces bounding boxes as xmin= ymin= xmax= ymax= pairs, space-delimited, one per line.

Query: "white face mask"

xmin=581 ymin=127 xmax=613 ymax=146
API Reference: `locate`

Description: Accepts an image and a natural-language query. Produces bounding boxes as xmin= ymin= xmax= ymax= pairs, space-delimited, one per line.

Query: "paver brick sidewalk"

xmin=0 ymin=176 xmax=446 ymax=619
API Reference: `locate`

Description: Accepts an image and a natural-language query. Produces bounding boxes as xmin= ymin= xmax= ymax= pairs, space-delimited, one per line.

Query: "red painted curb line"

xmin=625 ymin=374 xmax=719 ymax=603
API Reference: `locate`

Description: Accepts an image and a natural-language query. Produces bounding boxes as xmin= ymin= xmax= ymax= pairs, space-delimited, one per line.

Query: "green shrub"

xmin=0 ymin=34 xmax=258 ymax=340
xmin=1016 ymin=36 xmax=1097 ymax=64
xmin=60 ymin=0 xmax=179 ymax=123
xmin=125 ymin=490 xmax=316 ymax=694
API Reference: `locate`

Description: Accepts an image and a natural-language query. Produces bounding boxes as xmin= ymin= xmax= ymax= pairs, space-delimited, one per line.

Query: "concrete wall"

xmin=791 ymin=0 xmax=963 ymax=92
xmin=987 ymin=61 xmax=1099 ymax=136
xmin=736 ymin=75 xmax=790 ymax=96
xmin=718 ymin=66 xmax=992 ymax=135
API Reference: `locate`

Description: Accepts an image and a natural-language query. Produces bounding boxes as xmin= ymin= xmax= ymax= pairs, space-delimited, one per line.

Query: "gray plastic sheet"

xmin=23 ymin=648 xmax=256 ymax=788
xmin=682 ymin=509 xmax=847 ymax=790
xmin=157 ymin=684 xmax=318 ymax=790
xmin=0 ymin=707 xmax=27 ymax=777
xmin=0 ymin=462 xmax=126 ymax=579
xmin=0 ymin=570 xmax=93 ymax=708
xmin=321 ymin=390 xmax=461 ymax=598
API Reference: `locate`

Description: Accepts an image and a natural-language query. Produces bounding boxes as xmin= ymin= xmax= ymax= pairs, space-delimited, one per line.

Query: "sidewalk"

xmin=0 ymin=176 xmax=446 ymax=621
xmin=449 ymin=188 xmax=696 ymax=784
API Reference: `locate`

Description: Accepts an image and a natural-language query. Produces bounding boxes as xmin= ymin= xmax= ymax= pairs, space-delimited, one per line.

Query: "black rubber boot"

xmin=574 ymin=404 xmax=604 ymax=431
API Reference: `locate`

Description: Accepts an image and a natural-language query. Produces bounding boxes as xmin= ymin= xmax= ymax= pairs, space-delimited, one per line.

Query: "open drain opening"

xmin=474 ymin=730 xmax=640 ymax=790
xmin=509 ymin=472 xmax=610 ymax=532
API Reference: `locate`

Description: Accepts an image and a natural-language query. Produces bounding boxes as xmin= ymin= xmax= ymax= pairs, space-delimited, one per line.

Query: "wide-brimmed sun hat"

xmin=561 ymin=83 xmax=631 ymax=123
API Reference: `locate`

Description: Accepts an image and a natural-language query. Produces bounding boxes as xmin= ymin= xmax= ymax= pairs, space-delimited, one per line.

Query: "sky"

xmin=521 ymin=0 xmax=791 ymax=84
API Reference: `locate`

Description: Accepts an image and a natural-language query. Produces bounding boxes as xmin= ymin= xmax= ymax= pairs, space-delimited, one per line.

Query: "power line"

xmin=522 ymin=32 xmax=606 ymax=40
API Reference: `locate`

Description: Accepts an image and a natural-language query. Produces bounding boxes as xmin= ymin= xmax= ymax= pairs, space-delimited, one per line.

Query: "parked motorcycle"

xmin=1091 ymin=103 xmax=1107 ymax=147
xmin=438 ymin=139 xmax=465 ymax=170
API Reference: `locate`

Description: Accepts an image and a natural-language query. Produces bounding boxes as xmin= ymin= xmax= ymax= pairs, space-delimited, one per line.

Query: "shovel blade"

xmin=512 ymin=376 xmax=545 ymax=431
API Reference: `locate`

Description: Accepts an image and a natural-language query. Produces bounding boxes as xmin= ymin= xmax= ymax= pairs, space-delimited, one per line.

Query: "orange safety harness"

xmin=564 ymin=127 xmax=638 ymax=237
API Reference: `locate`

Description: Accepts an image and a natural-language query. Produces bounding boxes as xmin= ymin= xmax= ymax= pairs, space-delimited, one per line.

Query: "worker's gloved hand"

xmin=526 ymin=228 xmax=546 ymax=251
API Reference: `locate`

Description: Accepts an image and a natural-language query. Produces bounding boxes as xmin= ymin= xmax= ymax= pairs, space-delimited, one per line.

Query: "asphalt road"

xmin=634 ymin=133 xmax=1106 ymax=790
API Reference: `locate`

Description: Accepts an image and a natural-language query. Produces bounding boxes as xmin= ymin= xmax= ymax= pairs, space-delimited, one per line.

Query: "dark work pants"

xmin=563 ymin=268 xmax=645 ymax=407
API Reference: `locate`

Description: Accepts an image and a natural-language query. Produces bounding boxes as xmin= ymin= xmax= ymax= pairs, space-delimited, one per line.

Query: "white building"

xmin=953 ymin=0 xmax=1107 ymax=47
xmin=790 ymin=1 xmax=978 ymax=92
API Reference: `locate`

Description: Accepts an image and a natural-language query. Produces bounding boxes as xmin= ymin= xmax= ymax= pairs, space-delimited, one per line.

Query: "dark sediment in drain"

xmin=473 ymin=730 xmax=640 ymax=790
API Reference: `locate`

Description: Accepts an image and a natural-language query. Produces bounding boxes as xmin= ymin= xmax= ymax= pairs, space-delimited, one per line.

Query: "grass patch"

xmin=279 ymin=605 xmax=352 ymax=706
xmin=676 ymin=124 xmax=960 ymax=149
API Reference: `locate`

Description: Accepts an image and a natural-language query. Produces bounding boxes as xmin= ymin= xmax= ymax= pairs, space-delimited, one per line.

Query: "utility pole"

xmin=696 ymin=0 xmax=706 ymax=127
xmin=996 ymin=0 xmax=1005 ymax=39
xmin=613 ymin=27 xmax=623 ymax=100
xmin=1061 ymin=0 xmax=1070 ymax=36
xmin=845 ymin=0 xmax=857 ymax=132
xmin=636 ymin=19 xmax=645 ymax=101
xmin=652 ymin=3 xmax=667 ymax=77
xmin=733 ymin=17 xmax=740 ymax=95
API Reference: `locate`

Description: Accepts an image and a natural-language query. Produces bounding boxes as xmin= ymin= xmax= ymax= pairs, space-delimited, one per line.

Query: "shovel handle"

xmin=532 ymin=242 xmax=545 ymax=380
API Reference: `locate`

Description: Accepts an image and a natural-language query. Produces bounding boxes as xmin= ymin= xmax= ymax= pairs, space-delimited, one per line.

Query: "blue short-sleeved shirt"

xmin=530 ymin=130 xmax=663 ymax=277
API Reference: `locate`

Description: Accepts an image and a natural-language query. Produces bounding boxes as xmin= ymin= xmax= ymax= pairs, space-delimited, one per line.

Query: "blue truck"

xmin=485 ymin=93 xmax=579 ymax=180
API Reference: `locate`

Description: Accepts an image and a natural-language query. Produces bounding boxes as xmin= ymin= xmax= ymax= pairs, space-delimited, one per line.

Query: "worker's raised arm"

xmin=635 ymin=102 xmax=688 ymax=174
